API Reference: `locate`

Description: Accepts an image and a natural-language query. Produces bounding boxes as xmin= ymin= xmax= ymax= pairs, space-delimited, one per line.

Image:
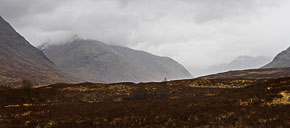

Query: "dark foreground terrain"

xmin=1 ymin=77 xmax=290 ymax=127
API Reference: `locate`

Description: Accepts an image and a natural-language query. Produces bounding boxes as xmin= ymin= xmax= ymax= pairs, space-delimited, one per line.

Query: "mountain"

xmin=263 ymin=46 xmax=290 ymax=68
xmin=192 ymin=56 xmax=271 ymax=77
xmin=40 ymin=38 xmax=192 ymax=83
xmin=221 ymin=56 xmax=271 ymax=69
xmin=202 ymin=67 xmax=290 ymax=79
xmin=0 ymin=16 xmax=80 ymax=87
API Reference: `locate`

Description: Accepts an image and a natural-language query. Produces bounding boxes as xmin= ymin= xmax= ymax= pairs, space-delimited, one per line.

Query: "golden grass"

xmin=21 ymin=111 xmax=32 ymax=116
xmin=4 ymin=104 xmax=20 ymax=108
xmin=247 ymin=70 xmax=281 ymax=75
xmin=268 ymin=91 xmax=290 ymax=105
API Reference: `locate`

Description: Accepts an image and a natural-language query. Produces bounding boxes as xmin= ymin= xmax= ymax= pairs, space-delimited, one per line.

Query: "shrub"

xmin=22 ymin=79 xmax=34 ymax=97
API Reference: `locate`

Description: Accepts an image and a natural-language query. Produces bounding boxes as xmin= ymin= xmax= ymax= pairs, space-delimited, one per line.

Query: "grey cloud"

xmin=0 ymin=0 xmax=67 ymax=19
xmin=118 ymin=0 xmax=131 ymax=8
xmin=0 ymin=0 xmax=35 ymax=19
xmin=182 ymin=0 xmax=282 ymax=23
xmin=0 ymin=0 xmax=289 ymax=75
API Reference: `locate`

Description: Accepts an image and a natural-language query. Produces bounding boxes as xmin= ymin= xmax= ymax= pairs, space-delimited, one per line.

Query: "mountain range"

xmin=191 ymin=56 xmax=271 ymax=76
xmin=203 ymin=48 xmax=290 ymax=79
xmin=40 ymin=38 xmax=192 ymax=83
xmin=3 ymin=13 xmax=290 ymax=86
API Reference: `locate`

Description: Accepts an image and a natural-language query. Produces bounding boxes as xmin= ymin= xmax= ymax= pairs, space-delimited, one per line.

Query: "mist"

xmin=1 ymin=0 xmax=290 ymax=76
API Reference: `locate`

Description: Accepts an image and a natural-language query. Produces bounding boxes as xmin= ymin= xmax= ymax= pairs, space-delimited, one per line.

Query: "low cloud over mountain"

xmin=40 ymin=38 xmax=192 ymax=83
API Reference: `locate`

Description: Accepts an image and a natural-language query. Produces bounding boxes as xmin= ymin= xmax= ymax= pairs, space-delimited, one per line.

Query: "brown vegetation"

xmin=1 ymin=77 xmax=290 ymax=127
xmin=203 ymin=67 xmax=290 ymax=79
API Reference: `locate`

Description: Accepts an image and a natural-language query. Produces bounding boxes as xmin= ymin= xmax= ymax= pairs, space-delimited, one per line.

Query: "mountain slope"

xmin=222 ymin=56 xmax=271 ymax=70
xmin=191 ymin=56 xmax=271 ymax=77
xmin=203 ymin=47 xmax=290 ymax=80
xmin=0 ymin=16 xmax=80 ymax=87
xmin=40 ymin=39 xmax=192 ymax=83
xmin=203 ymin=67 xmax=290 ymax=79
xmin=263 ymin=47 xmax=290 ymax=68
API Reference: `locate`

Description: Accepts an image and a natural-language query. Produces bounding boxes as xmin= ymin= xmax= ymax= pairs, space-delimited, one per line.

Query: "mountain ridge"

xmin=40 ymin=38 xmax=192 ymax=83
xmin=263 ymin=46 xmax=290 ymax=68
xmin=191 ymin=56 xmax=271 ymax=77
xmin=0 ymin=16 xmax=81 ymax=87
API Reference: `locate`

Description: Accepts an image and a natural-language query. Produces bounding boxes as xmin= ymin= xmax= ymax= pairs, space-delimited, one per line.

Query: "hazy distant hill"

xmin=0 ymin=16 xmax=80 ymax=87
xmin=192 ymin=56 xmax=271 ymax=76
xmin=263 ymin=47 xmax=290 ymax=68
xmin=201 ymin=47 xmax=290 ymax=79
xmin=40 ymin=38 xmax=192 ymax=83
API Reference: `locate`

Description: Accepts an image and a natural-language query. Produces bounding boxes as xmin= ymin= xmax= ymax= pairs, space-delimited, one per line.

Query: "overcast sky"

xmin=1 ymin=0 xmax=290 ymax=75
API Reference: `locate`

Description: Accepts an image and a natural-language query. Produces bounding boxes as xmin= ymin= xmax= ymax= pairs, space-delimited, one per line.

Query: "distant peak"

xmin=73 ymin=34 xmax=81 ymax=39
xmin=69 ymin=34 xmax=84 ymax=42
xmin=237 ymin=56 xmax=251 ymax=58
xmin=40 ymin=43 xmax=50 ymax=50
xmin=234 ymin=56 xmax=252 ymax=61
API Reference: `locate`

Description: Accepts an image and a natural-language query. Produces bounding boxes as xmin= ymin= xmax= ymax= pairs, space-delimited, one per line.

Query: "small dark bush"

xmin=22 ymin=79 xmax=34 ymax=97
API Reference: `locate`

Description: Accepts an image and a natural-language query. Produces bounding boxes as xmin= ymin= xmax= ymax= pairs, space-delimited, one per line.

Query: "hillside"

xmin=263 ymin=46 xmax=290 ymax=68
xmin=40 ymin=39 xmax=192 ymax=83
xmin=0 ymin=16 xmax=81 ymax=87
xmin=202 ymin=67 xmax=290 ymax=79
xmin=192 ymin=56 xmax=271 ymax=76
xmin=202 ymin=46 xmax=290 ymax=80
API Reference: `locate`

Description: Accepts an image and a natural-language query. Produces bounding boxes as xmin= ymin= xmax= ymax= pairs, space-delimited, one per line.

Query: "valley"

xmin=1 ymin=77 xmax=290 ymax=127
xmin=1 ymin=1 xmax=290 ymax=127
